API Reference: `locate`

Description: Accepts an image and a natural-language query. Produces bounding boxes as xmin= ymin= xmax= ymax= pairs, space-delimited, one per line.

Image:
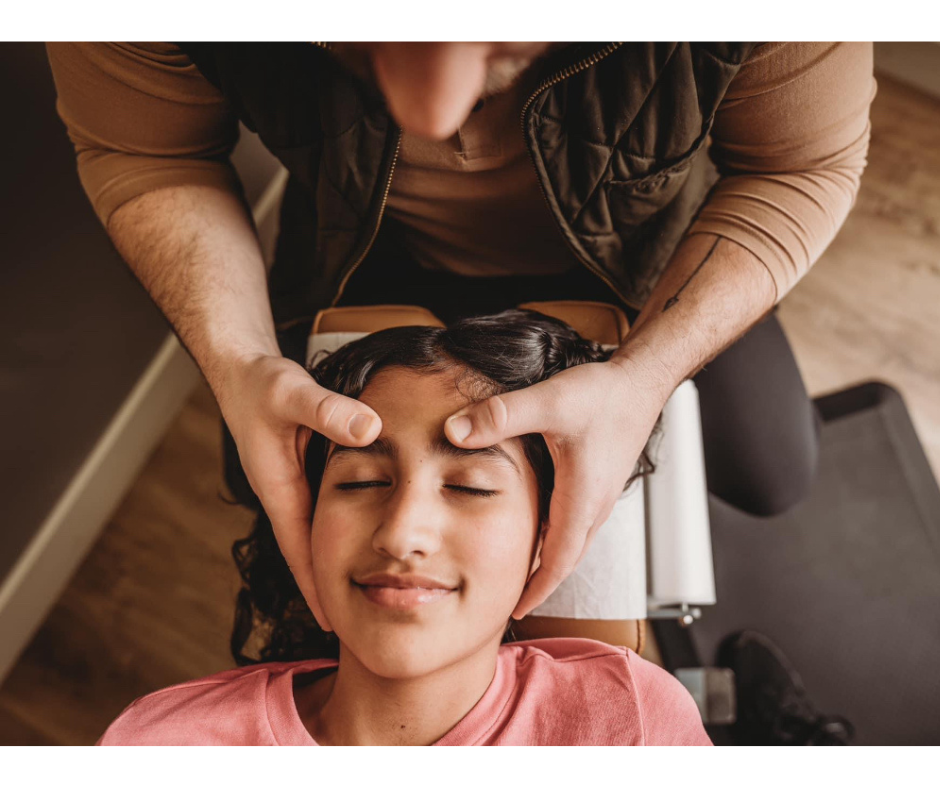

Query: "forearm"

xmin=610 ymin=233 xmax=776 ymax=394
xmin=688 ymin=153 xmax=869 ymax=301
xmin=108 ymin=184 xmax=280 ymax=398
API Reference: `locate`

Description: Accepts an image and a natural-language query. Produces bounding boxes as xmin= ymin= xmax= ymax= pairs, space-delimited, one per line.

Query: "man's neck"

xmin=295 ymin=641 xmax=501 ymax=746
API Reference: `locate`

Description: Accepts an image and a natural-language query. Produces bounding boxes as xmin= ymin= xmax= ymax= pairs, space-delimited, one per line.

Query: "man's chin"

xmin=480 ymin=58 xmax=534 ymax=98
xmin=480 ymin=42 xmax=568 ymax=98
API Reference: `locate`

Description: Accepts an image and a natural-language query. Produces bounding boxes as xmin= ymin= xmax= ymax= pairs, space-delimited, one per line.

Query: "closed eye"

xmin=334 ymin=481 xmax=498 ymax=498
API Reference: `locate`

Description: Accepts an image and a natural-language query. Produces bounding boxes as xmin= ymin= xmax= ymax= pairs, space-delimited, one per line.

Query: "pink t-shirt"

xmin=98 ymin=638 xmax=711 ymax=745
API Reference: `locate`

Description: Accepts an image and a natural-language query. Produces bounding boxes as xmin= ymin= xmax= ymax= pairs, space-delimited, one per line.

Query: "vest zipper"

xmin=329 ymin=129 xmax=402 ymax=307
xmin=312 ymin=40 xmax=403 ymax=310
xmin=290 ymin=41 xmax=401 ymax=329
xmin=520 ymin=42 xmax=633 ymax=308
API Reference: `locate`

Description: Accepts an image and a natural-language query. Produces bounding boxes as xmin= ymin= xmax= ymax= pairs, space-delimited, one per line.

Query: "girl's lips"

xmin=353 ymin=572 xmax=458 ymax=610
xmin=355 ymin=583 xmax=455 ymax=610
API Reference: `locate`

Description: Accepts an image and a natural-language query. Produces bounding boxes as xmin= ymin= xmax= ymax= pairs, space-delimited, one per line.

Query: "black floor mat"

xmin=657 ymin=381 xmax=940 ymax=745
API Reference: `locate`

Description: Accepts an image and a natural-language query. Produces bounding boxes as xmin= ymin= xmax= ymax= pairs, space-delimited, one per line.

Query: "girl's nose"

xmin=371 ymin=481 xmax=443 ymax=561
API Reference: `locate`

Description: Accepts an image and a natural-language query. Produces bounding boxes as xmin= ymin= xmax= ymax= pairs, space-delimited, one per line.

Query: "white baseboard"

xmin=0 ymin=335 xmax=200 ymax=683
xmin=875 ymin=42 xmax=940 ymax=101
xmin=0 ymin=167 xmax=288 ymax=685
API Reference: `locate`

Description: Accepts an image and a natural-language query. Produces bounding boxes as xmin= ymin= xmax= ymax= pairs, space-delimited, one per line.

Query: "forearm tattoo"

xmin=662 ymin=237 xmax=722 ymax=313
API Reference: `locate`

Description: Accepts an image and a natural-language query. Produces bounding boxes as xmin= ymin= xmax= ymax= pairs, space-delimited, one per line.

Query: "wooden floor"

xmin=1 ymin=74 xmax=938 ymax=745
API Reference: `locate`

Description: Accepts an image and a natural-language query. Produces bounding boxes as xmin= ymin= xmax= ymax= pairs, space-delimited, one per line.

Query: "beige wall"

xmin=875 ymin=42 xmax=940 ymax=100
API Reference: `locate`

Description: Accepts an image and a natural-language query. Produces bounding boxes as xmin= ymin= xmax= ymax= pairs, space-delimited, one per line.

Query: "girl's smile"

xmin=353 ymin=572 xmax=458 ymax=610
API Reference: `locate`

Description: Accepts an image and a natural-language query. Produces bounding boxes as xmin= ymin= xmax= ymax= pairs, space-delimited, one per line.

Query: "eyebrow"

xmin=327 ymin=432 xmax=522 ymax=477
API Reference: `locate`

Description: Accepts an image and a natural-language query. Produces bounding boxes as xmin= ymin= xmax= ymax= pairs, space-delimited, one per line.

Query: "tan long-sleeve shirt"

xmin=46 ymin=42 xmax=875 ymax=301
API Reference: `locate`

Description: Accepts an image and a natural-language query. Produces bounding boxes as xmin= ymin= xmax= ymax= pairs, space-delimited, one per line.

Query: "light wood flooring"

xmin=0 ymin=73 xmax=937 ymax=745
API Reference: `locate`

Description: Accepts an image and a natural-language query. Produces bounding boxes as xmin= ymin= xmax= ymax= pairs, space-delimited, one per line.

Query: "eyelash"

xmin=334 ymin=481 xmax=498 ymax=498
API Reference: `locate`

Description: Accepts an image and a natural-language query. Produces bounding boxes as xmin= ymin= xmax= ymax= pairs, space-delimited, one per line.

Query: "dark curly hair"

xmin=230 ymin=309 xmax=654 ymax=666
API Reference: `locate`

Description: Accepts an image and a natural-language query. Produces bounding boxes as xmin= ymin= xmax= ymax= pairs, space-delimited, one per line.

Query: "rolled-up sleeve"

xmin=688 ymin=42 xmax=876 ymax=300
xmin=46 ymin=42 xmax=242 ymax=228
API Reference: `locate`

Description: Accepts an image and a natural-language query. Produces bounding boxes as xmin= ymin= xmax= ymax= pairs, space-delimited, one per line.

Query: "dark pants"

xmin=226 ymin=253 xmax=819 ymax=518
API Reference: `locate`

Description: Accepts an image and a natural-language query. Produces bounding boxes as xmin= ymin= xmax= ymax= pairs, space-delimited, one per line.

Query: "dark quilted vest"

xmin=179 ymin=43 xmax=757 ymax=325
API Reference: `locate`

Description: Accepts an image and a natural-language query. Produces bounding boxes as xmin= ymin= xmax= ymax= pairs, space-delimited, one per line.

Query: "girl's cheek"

xmin=310 ymin=502 xmax=343 ymax=557
xmin=470 ymin=511 xmax=533 ymax=561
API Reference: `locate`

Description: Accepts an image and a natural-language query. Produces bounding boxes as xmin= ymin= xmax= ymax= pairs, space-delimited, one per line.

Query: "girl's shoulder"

xmin=97 ymin=659 xmax=336 ymax=745
xmin=498 ymin=638 xmax=710 ymax=745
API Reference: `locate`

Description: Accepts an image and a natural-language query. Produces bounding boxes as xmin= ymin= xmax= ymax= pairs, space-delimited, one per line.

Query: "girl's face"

xmin=309 ymin=367 xmax=541 ymax=679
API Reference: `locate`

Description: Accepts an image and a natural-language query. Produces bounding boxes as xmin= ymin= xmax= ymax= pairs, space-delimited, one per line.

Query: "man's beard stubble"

xmin=480 ymin=43 xmax=567 ymax=97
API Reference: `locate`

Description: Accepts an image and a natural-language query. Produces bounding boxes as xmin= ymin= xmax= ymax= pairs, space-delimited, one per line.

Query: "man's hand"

xmin=444 ymin=357 xmax=672 ymax=619
xmin=216 ymin=352 xmax=382 ymax=630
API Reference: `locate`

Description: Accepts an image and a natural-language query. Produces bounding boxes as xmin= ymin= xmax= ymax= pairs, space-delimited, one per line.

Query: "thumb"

xmin=282 ymin=379 xmax=382 ymax=446
xmin=444 ymin=384 xmax=550 ymax=449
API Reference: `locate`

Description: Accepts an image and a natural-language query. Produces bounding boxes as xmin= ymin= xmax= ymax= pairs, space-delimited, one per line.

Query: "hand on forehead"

xmin=325 ymin=367 xmax=526 ymax=478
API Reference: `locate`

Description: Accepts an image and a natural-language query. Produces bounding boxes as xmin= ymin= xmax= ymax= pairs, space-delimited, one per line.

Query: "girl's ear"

xmin=527 ymin=527 xmax=545 ymax=581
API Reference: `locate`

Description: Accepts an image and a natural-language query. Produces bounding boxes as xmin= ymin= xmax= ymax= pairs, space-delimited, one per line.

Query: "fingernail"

xmin=348 ymin=414 xmax=374 ymax=440
xmin=448 ymin=415 xmax=472 ymax=442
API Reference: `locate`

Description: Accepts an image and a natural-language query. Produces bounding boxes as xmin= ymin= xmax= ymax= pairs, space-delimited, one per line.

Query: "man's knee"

xmin=706 ymin=403 xmax=821 ymax=517
xmin=727 ymin=455 xmax=818 ymax=517
xmin=695 ymin=312 xmax=821 ymax=518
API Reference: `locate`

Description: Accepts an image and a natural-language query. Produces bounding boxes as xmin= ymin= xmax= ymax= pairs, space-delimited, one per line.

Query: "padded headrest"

xmin=312 ymin=305 xmax=444 ymax=334
xmin=311 ymin=301 xmax=629 ymax=345
xmin=516 ymin=301 xmax=628 ymax=346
